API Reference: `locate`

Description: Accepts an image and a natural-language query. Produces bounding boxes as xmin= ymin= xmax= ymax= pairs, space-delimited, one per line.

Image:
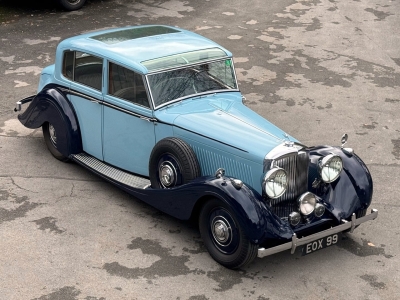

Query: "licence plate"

xmin=302 ymin=233 xmax=341 ymax=255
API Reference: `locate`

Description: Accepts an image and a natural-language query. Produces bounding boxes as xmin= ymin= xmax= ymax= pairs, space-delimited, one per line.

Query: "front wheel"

xmin=43 ymin=122 xmax=69 ymax=162
xmin=57 ymin=0 xmax=86 ymax=11
xmin=199 ymin=198 xmax=258 ymax=269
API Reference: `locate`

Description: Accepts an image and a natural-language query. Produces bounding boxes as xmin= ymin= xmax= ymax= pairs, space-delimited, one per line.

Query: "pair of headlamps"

xmin=262 ymin=154 xmax=343 ymax=200
xmin=263 ymin=154 xmax=343 ymax=227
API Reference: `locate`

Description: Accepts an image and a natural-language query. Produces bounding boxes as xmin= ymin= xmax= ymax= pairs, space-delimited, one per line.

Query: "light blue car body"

xmin=37 ymin=25 xmax=296 ymax=194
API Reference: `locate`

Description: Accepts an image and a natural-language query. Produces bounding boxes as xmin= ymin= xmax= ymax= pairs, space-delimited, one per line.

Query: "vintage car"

xmin=15 ymin=25 xmax=378 ymax=269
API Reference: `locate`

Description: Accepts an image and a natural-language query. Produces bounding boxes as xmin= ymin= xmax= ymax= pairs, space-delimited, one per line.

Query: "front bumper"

xmin=258 ymin=208 xmax=378 ymax=258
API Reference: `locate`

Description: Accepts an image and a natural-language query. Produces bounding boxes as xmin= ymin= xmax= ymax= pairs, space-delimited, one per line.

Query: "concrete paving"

xmin=0 ymin=0 xmax=399 ymax=299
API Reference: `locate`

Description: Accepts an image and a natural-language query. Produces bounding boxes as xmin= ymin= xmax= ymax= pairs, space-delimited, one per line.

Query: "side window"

xmin=74 ymin=52 xmax=103 ymax=91
xmin=62 ymin=51 xmax=74 ymax=80
xmin=62 ymin=50 xmax=103 ymax=91
xmin=108 ymin=62 xmax=150 ymax=108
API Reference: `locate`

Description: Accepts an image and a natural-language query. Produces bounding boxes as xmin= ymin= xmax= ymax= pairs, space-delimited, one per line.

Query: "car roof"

xmin=57 ymin=25 xmax=232 ymax=74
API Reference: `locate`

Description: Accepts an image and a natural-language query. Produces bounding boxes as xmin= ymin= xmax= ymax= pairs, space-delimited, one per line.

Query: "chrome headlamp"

xmin=298 ymin=192 xmax=316 ymax=215
xmin=263 ymin=167 xmax=288 ymax=199
xmin=314 ymin=203 xmax=325 ymax=217
xmin=319 ymin=154 xmax=343 ymax=183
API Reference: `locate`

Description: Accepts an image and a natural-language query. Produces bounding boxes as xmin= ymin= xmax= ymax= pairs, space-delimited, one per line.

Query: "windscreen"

xmin=147 ymin=59 xmax=238 ymax=107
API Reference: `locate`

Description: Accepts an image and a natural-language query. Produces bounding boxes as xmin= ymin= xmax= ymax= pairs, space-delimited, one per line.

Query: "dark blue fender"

xmin=17 ymin=87 xmax=82 ymax=157
xmin=308 ymin=146 xmax=373 ymax=220
xmin=121 ymin=177 xmax=295 ymax=244
xmin=76 ymin=159 xmax=294 ymax=244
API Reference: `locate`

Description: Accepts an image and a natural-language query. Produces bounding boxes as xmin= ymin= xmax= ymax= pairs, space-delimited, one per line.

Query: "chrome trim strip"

xmin=142 ymin=74 xmax=155 ymax=110
xmin=144 ymin=75 xmax=157 ymax=110
xmin=106 ymin=93 xmax=152 ymax=110
xmin=102 ymin=101 xmax=157 ymax=122
xmin=56 ymin=86 xmax=69 ymax=93
xmin=257 ymin=209 xmax=378 ymax=258
xmin=230 ymin=58 xmax=239 ymax=93
xmin=69 ymin=90 xmax=101 ymax=103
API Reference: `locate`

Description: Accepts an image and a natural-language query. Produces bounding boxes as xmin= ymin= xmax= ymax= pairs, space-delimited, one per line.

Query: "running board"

xmin=70 ymin=153 xmax=150 ymax=189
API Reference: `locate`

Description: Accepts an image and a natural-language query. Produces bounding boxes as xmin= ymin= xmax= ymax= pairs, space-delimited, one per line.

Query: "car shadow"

xmin=0 ymin=0 xmax=58 ymax=12
xmin=0 ymin=0 xmax=105 ymax=24
xmin=0 ymin=0 xmax=99 ymax=18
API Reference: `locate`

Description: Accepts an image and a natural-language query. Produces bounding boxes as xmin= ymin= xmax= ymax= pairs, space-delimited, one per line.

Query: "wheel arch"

xmin=17 ymin=86 xmax=82 ymax=157
xmin=186 ymin=180 xmax=286 ymax=245
xmin=189 ymin=194 xmax=216 ymax=224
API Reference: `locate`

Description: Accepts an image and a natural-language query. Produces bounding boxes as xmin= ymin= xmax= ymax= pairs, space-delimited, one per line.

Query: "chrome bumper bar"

xmin=14 ymin=95 xmax=35 ymax=112
xmin=258 ymin=208 xmax=378 ymax=258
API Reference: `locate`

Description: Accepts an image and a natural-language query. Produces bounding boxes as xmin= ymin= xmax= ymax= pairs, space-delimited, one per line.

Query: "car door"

xmin=102 ymin=61 xmax=155 ymax=176
xmin=64 ymin=50 xmax=104 ymax=160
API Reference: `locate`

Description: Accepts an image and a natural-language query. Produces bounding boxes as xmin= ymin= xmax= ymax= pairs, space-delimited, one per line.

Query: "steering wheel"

xmin=152 ymin=76 xmax=197 ymax=103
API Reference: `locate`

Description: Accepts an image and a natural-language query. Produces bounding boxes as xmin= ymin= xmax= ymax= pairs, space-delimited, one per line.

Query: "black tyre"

xmin=149 ymin=137 xmax=200 ymax=189
xmin=199 ymin=198 xmax=258 ymax=269
xmin=43 ymin=122 xmax=69 ymax=162
xmin=57 ymin=0 xmax=86 ymax=11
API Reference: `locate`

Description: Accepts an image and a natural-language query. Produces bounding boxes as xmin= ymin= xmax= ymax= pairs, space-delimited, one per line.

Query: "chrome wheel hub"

xmin=49 ymin=124 xmax=57 ymax=145
xmin=159 ymin=163 xmax=176 ymax=187
xmin=213 ymin=221 xmax=229 ymax=243
xmin=211 ymin=216 xmax=232 ymax=246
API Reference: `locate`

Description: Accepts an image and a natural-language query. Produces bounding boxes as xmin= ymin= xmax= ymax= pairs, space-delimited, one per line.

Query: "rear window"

xmin=62 ymin=50 xmax=103 ymax=91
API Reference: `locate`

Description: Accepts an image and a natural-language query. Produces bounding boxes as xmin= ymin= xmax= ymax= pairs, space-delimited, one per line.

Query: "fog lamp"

xmin=314 ymin=203 xmax=325 ymax=217
xmin=289 ymin=212 xmax=301 ymax=226
xmin=298 ymin=192 xmax=316 ymax=215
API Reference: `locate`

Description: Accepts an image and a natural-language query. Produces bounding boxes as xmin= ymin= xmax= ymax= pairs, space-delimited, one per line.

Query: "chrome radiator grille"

xmin=266 ymin=151 xmax=309 ymax=218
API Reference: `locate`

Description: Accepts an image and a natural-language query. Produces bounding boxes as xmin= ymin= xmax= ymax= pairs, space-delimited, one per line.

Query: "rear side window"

xmin=108 ymin=62 xmax=150 ymax=108
xmin=62 ymin=50 xmax=103 ymax=91
xmin=63 ymin=51 xmax=74 ymax=80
